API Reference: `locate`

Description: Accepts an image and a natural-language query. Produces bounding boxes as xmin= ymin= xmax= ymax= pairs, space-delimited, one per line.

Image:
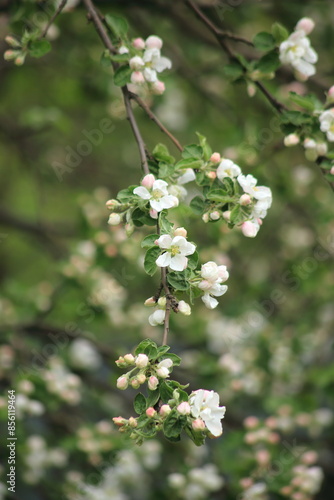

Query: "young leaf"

xmin=206 ymin=189 xmax=235 ymax=204
xmin=230 ymin=204 xmax=242 ymax=224
xmin=256 ymin=50 xmax=280 ymax=73
xmin=159 ymin=211 xmax=174 ymax=234
xmin=190 ymin=196 xmax=206 ymax=215
xmin=182 ymin=144 xmax=203 ymax=159
xmin=134 ymin=393 xmax=147 ymax=414
xmin=167 ymin=271 xmax=189 ymax=291
xmin=159 ymin=353 xmax=181 ymax=366
xmin=163 ymin=410 xmax=186 ymax=438
xmin=271 ymin=22 xmax=289 ymax=43
xmin=289 ymin=92 xmax=317 ymax=112
xmin=223 ymin=62 xmax=244 ymax=80
xmin=144 ymin=246 xmax=161 ymax=276
xmin=113 ymin=65 xmax=132 ymax=87
xmin=196 ymin=132 xmax=212 ymax=161
xmin=29 ymin=39 xmax=51 ymax=58
xmin=141 ymin=234 xmax=159 ymax=249
xmin=105 ymin=14 xmax=128 ymax=38
xmin=146 ymin=389 xmax=160 ymax=408
xmin=187 ymin=251 xmax=198 ymax=270
xmin=135 ymin=339 xmax=157 ymax=356
xmin=175 ymin=158 xmax=203 ymax=170
xmin=117 ymin=186 xmax=137 ymax=202
xmin=159 ymin=381 xmax=174 ymax=402
xmin=158 ymin=162 xmax=174 ymax=179
xmin=253 ymin=32 xmax=276 ymax=51
xmin=153 ymin=143 xmax=175 ymax=164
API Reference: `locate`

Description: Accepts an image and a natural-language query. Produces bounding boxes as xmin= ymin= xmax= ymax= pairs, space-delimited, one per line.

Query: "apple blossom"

xmin=200 ymin=261 xmax=229 ymax=283
xmin=116 ymin=376 xmax=129 ymax=390
xmin=135 ymin=353 xmax=149 ymax=368
xmin=201 ymin=283 xmax=228 ymax=309
xmin=148 ymin=376 xmax=159 ymax=391
xmin=177 ymin=401 xmax=191 ymax=415
xmin=279 ymin=30 xmax=318 ymax=78
xmin=146 ymin=407 xmax=156 ymax=418
xmin=319 ymin=108 xmax=334 ymax=141
xmin=177 ymin=168 xmax=196 ymax=185
xmin=133 ymin=178 xmax=178 ymax=212
xmin=148 ymin=309 xmax=166 ymax=326
xmin=237 ymin=174 xmax=272 ymax=207
xmin=217 ymin=158 xmax=241 ymax=180
xmin=142 ymin=47 xmax=172 ymax=83
xmin=156 ymin=358 xmax=173 ymax=378
xmin=189 ymin=389 xmax=226 ymax=437
xmin=178 ymin=300 xmax=191 ymax=316
xmin=210 ymin=152 xmax=221 ymax=163
xmin=155 ymin=234 xmax=196 ymax=272
xmin=129 ymin=55 xmax=145 ymax=71
xmin=284 ymin=133 xmax=300 ymax=146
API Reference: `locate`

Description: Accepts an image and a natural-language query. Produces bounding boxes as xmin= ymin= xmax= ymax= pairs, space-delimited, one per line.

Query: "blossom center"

xmin=170 ymin=245 xmax=180 ymax=256
xmin=152 ymin=188 xmax=164 ymax=200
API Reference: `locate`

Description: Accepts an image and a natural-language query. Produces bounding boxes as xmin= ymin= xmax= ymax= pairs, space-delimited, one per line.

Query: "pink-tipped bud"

xmin=151 ymin=80 xmax=165 ymax=95
xmin=106 ymin=199 xmax=120 ymax=210
xmin=210 ymin=152 xmax=221 ymax=163
xmin=145 ymin=35 xmax=163 ymax=50
xmin=131 ymin=378 xmax=141 ymax=389
xmin=149 ymin=208 xmax=158 ymax=219
xmin=174 ymin=227 xmax=187 ymax=238
xmin=124 ymin=354 xmax=135 ymax=364
xmin=192 ymin=418 xmax=206 ymax=431
xmin=144 ymin=297 xmax=156 ymax=307
xmin=115 ymin=356 xmax=125 ymax=367
xmin=223 ymin=210 xmax=231 ymax=221
xmin=132 ymin=37 xmax=146 ymax=50
xmin=113 ymin=416 xmax=126 ymax=427
xmin=128 ymin=417 xmax=138 ymax=427
xmin=131 ymin=71 xmax=145 ymax=84
xmin=178 ymin=300 xmax=191 ymax=316
xmin=148 ymin=376 xmax=159 ymax=391
xmin=146 ymin=407 xmax=156 ymax=418
xmin=267 ymin=432 xmax=280 ymax=444
xmin=4 ymin=50 xmax=20 ymax=61
xmin=240 ymin=478 xmax=254 ymax=489
xmin=141 ymin=173 xmax=155 ymax=189
xmin=284 ymin=133 xmax=300 ymax=147
xmin=14 ymin=54 xmax=25 ymax=66
xmin=244 ymin=416 xmax=260 ymax=429
xmin=240 ymin=194 xmax=252 ymax=206
xmin=295 ymin=17 xmax=315 ymax=35
xmin=177 ymin=402 xmax=191 ymax=415
xmin=265 ymin=416 xmax=278 ymax=429
xmin=159 ymin=404 xmax=172 ymax=416
xmin=129 ymin=56 xmax=145 ymax=70
xmin=108 ymin=213 xmax=122 ymax=226
xmin=206 ymin=171 xmax=217 ymax=180
xmin=202 ymin=213 xmax=209 ymax=223
xmin=5 ymin=36 xmax=20 ymax=48
xmin=241 ymin=221 xmax=258 ymax=238
xmin=210 ymin=211 xmax=220 ymax=221
xmin=125 ymin=222 xmax=134 ymax=236
xmin=135 ymin=353 xmax=149 ymax=368
xmin=255 ymin=449 xmax=270 ymax=465
xmin=330 ymin=166 xmax=334 ymax=175
xmin=137 ymin=373 xmax=146 ymax=384
xmin=116 ymin=376 xmax=129 ymax=390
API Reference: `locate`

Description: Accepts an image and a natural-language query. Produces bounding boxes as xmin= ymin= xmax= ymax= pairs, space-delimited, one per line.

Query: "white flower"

xmin=198 ymin=262 xmax=229 ymax=309
xmin=148 ymin=309 xmax=166 ymax=326
xmin=133 ymin=178 xmax=178 ymax=212
xmin=118 ymin=45 xmax=129 ymax=55
xmin=237 ymin=174 xmax=272 ymax=208
xmin=279 ymin=30 xmax=318 ymax=78
xmin=200 ymin=261 xmax=229 ymax=283
xmin=177 ymin=168 xmax=196 ymax=185
xmin=217 ymin=159 xmax=241 ymax=180
xmin=156 ymin=358 xmax=173 ymax=378
xmin=200 ymin=283 xmax=228 ymax=309
xmin=189 ymin=389 xmax=226 ymax=437
xmin=241 ymin=220 xmax=260 ymax=238
xmin=142 ymin=48 xmax=172 ymax=83
xmin=129 ymin=56 xmax=145 ymax=71
xmin=69 ymin=339 xmax=102 ymax=370
xmin=155 ymin=234 xmax=196 ymax=272
xmin=108 ymin=213 xmax=121 ymax=226
xmin=319 ymin=108 xmax=334 ymax=141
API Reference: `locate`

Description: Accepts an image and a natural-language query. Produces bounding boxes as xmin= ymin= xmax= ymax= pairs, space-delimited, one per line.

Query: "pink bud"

xmin=131 ymin=71 xmax=145 ymax=84
xmin=244 ymin=416 xmax=259 ymax=429
xmin=241 ymin=221 xmax=258 ymax=238
xmin=301 ymin=451 xmax=318 ymax=464
xmin=240 ymin=194 xmax=252 ymax=206
xmin=115 ymin=356 xmax=125 ymax=367
xmin=159 ymin=404 xmax=171 ymax=416
xmin=174 ymin=227 xmax=187 ymax=238
xmin=141 ymin=174 xmax=155 ymax=189
xmin=284 ymin=133 xmax=300 ymax=147
xmin=267 ymin=432 xmax=280 ymax=444
xmin=124 ymin=354 xmax=135 ymax=364
xmin=116 ymin=376 xmax=128 ymax=390
xmin=210 ymin=211 xmax=220 ymax=221
xmin=144 ymin=297 xmax=156 ymax=307
xmin=148 ymin=376 xmax=159 ymax=391
xmin=265 ymin=416 xmax=278 ymax=429
xmin=131 ymin=378 xmax=140 ymax=389
xmin=192 ymin=418 xmax=206 ymax=431
xmin=5 ymin=35 xmax=20 ymax=48
xmin=330 ymin=166 xmax=334 ymax=175
xmin=223 ymin=210 xmax=231 ymax=221
xmin=112 ymin=416 xmax=126 ymax=427
xmin=151 ymin=80 xmax=166 ymax=95
xmin=255 ymin=449 xmax=270 ymax=465
xmin=177 ymin=402 xmax=191 ymax=415
xmin=206 ymin=171 xmax=217 ymax=180
xmin=146 ymin=407 xmax=156 ymax=418
xmin=137 ymin=373 xmax=146 ymax=384
xmin=150 ymin=208 xmax=158 ymax=219
xmin=295 ymin=17 xmax=315 ymax=35
xmin=106 ymin=199 xmax=120 ymax=210
xmin=135 ymin=354 xmax=149 ymax=368
xmin=145 ymin=35 xmax=163 ymax=50
xmin=210 ymin=152 xmax=221 ymax=163
xmin=240 ymin=478 xmax=254 ymax=489
xmin=132 ymin=37 xmax=145 ymax=50
xmin=328 ymin=85 xmax=334 ymax=97
xmin=128 ymin=417 xmax=138 ymax=427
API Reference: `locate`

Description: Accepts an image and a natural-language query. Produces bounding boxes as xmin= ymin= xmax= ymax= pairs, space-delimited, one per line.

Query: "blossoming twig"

xmin=40 ymin=0 xmax=68 ymax=39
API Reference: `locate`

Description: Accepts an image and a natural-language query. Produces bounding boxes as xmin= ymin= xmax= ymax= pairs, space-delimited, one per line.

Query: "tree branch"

xmin=40 ymin=0 xmax=68 ymax=39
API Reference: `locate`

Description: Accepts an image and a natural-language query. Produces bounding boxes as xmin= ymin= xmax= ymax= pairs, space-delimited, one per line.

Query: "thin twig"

xmin=161 ymin=266 xmax=171 ymax=346
xmin=40 ymin=0 xmax=68 ymax=39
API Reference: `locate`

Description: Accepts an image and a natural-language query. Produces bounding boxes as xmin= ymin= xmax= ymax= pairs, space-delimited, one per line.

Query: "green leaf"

xmin=182 ymin=144 xmax=203 ymax=159
xmin=185 ymin=426 xmax=206 ymax=446
xmin=190 ymin=196 xmax=206 ymax=215
xmin=222 ymin=177 xmax=235 ymax=194
xmin=230 ymin=204 xmax=242 ymax=224
xmin=187 ymin=250 xmax=198 ymax=270
xmin=135 ymin=339 xmax=157 ymax=356
xmin=178 ymin=389 xmax=189 ymax=402
xmin=223 ymin=62 xmax=244 ymax=80
xmin=163 ymin=410 xmax=186 ymax=438
xmin=157 ymin=345 xmax=170 ymax=356
xmin=281 ymin=110 xmax=313 ymax=126
xmin=153 ymin=143 xmax=175 ymax=164
xmin=141 ymin=234 xmax=159 ymax=248
xmin=159 ymin=353 xmax=181 ymax=367
xmin=113 ymin=65 xmax=132 ymax=87
xmin=146 ymin=389 xmax=160 ymax=408
xmin=159 ymin=211 xmax=174 ymax=234
xmin=110 ymin=53 xmax=130 ymax=63
xmin=105 ymin=14 xmax=128 ymax=38
xmin=29 ymin=39 xmax=51 ymax=58
xmin=118 ymin=186 xmax=137 ymax=202
xmin=289 ymin=92 xmax=317 ymax=112
xmin=144 ymin=246 xmax=161 ymax=276
xmin=253 ymin=32 xmax=276 ymax=51
xmin=206 ymin=189 xmax=235 ymax=204
xmin=196 ymin=132 xmax=212 ymax=161
xmin=167 ymin=271 xmax=189 ymax=291
xmin=159 ymin=381 xmax=174 ymax=402
xmin=256 ymin=50 xmax=280 ymax=73
xmin=271 ymin=22 xmax=289 ymax=43
xmin=132 ymin=207 xmax=155 ymax=227
xmin=100 ymin=50 xmax=112 ymax=67
xmin=175 ymin=158 xmax=203 ymax=170
xmin=134 ymin=393 xmax=147 ymax=414
xmin=158 ymin=162 xmax=174 ymax=179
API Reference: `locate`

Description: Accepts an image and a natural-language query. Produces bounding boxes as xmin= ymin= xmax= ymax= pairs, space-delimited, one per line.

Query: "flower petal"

xmin=157 ymin=235 xmax=172 ymax=249
xmin=133 ymin=186 xmax=151 ymax=200
xmin=156 ymin=252 xmax=171 ymax=268
xmin=170 ymin=254 xmax=187 ymax=271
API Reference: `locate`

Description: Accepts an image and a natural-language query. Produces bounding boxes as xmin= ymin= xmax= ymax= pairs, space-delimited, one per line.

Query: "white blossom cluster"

xmin=279 ymin=17 xmax=317 ymax=80
xmin=23 ymin=435 xmax=68 ymax=485
xmin=168 ymin=464 xmax=224 ymax=500
xmin=42 ymin=357 xmax=82 ymax=404
xmin=69 ymin=338 xmax=102 ymax=371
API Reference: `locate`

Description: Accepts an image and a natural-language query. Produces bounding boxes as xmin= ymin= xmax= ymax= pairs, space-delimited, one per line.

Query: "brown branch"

xmin=40 ymin=0 xmax=68 ymax=39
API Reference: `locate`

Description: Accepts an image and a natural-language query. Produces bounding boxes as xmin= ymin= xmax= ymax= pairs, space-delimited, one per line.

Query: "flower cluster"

xmin=279 ymin=17 xmax=317 ymax=80
xmin=196 ymin=261 xmax=229 ymax=309
xmin=113 ymin=340 xmax=226 ymax=445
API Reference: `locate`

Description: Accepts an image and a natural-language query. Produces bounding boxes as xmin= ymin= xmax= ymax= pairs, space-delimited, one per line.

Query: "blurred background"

xmin=0 ymin=1 xmax=333 ymax=499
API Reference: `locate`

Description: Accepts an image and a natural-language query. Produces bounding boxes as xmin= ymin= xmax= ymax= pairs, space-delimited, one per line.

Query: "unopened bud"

xmin=131 ymin=71 xmax=145 ymax=84
xmin=118 ymin=45 xmax=129 ymax=55
xmin=326 ymin=85 xmax=334 ymax=105
xmin=206 ymin=171 xmax=216 ymax=180
xmin=202 ymin=213 xmax=209 ymax=223
xmin=284 ymin=134 xmax=300 ymax=147
xmin=146 ymin=407 xmax=157 ymax=418
xmin=239 ymin=194 xmax=252 ymax=206
xmin=157 ymin=296 xmax=166 ymax=308
xmin=131 ymin=378 xmax=140 ymax=389
xmin=135 ymin=353 xmax=149 ymax=368
xmin=177 ymin=402 xmax=191 ymax=415
xmin=192 ymin=418 xmax=206 ymax=431
xmin=241 ymin=221 xmax=258 ymax=238
xmin=174 ymin=227 xmax=187 ymax=238
xmin=178 ymin=300 xmax=191 ymax=316
xmin=125 ymin=222 xmax=134 ymax=236
xmin=141 ymin=173 xmax=155 ymax=189
xmin=148 ymin=376 xmax=159 ymax=391
xmin=210 ymin=211 xmax=220 ymax=221
xmin=223 ymin=210 xmax=231 ymax=221
xmin=149 ymin=208 xmax=158 ymax=219
xmin=5 ymin=36 xmax=21 ymax=48
xmin=330 ymin=166 xmax=334 ymax=175
xmin=129 ymin=56 xmax=144 ymax=70
xmin=4 ymin=50 xmax=20 ymax=61
xmin=145 ymin=35 xmax=163 ymax=50
xmin=316 ymin=142 xmax=328 ymax=156
xmin=156 ymin=366 xmax=169 ymax=378
xmin=210 ymin=152 xmax=221 ymax=163
xmin=113 ymin=416 xmax=126 ymax=427
xmin=116 ymin=376 xmax=129 ymax=390
xmin=106 ymin=199 xmax=120 ymax=210
xmin=124 ymin=354 xmax=135 ymax=364
xmin=108 ymin=213 xmax=122 ymax=226
xmin=128 ymin=417 xmax=138 ymax=428
xmin=115 ymin=356 xmax=125 ymax=367
xmin=14 ymin=54 xmax=26 ymax=66
xmin=159 ymin=404 xmax=172 ymax=416
xmin=137 ymin=373 xmax=146 ymax=385
xmin=144 ymin=297 xmax=156 ymax=307
xmin=133 ymin=37 xmax=145 ymax=50
xmin=151 ymin=80 xmax=165 ymax=95
xmin=295 ymin=17 xmax=315 ymax=35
